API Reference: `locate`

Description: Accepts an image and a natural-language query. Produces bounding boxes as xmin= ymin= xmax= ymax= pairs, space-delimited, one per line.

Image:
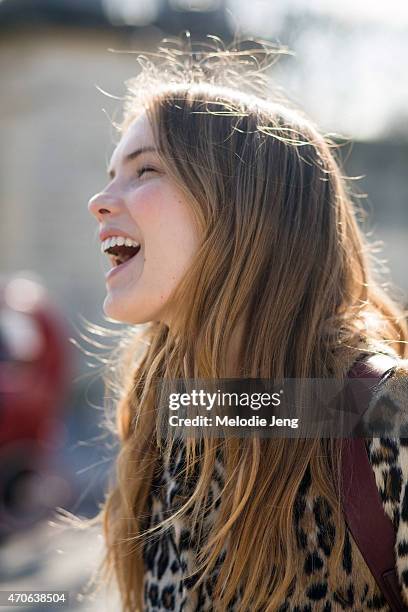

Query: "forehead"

xmin=109 ymin=112 xmax=155 ymax=167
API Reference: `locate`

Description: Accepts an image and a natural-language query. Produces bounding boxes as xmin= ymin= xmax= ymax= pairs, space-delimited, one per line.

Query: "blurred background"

xmin=0 ymin=0 xmax=407 ymax=609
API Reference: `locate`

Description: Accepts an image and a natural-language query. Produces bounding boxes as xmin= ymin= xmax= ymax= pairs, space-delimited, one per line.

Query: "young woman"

xmin=88 ymin=42 xmax=408 ymax=611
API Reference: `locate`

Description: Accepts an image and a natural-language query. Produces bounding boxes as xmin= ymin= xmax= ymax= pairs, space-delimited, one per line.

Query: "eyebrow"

xmin=107 ymin=146 xmax=157 ymax=179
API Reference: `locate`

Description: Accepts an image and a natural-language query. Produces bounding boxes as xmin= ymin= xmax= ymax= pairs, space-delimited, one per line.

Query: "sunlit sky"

xmin=229 ymin=0 xmax=408 ymax=32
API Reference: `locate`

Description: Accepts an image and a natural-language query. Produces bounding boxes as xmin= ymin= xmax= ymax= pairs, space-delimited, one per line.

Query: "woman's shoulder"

xmin=362 ymin=350 xmax=408 ymax=605
xmin=360 ymin=339 xmax=408 ymax=437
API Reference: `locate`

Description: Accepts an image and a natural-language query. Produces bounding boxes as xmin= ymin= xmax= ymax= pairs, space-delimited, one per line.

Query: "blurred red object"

xmin=0 ymin=275 xmax=71 ymax=446
xmin=0 ymin=275 xmax=73 ymax=533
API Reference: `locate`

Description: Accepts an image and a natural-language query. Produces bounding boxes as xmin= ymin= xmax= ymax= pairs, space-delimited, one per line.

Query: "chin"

xmin=102 ymin=294 xmax=163 ymax=325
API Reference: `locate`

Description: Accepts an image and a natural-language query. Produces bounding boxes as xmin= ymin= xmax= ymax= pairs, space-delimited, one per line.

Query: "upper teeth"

xmin=101 ymin=236 xmax=140 ymax=253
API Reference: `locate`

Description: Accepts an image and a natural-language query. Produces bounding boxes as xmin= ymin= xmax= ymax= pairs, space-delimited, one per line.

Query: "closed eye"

xmin=137 ymin=166 xmax=158 ymax=178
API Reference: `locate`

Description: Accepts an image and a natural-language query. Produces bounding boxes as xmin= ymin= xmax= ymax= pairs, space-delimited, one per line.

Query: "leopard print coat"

xmin=142 ymin=354 xmax=408 ymax=611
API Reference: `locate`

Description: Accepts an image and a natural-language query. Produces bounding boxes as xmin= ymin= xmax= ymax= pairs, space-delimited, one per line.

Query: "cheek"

xmin=129 ymin=185 xmax=199 ymax=282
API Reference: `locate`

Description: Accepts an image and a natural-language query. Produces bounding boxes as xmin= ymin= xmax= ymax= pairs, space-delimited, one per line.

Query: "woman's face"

xmin=88 ymin=112 xmax=200 ymax=325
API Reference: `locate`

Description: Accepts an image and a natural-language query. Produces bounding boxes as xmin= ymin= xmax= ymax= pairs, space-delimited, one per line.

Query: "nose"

xmin=88 ymin=192 xmax=122 ymax=220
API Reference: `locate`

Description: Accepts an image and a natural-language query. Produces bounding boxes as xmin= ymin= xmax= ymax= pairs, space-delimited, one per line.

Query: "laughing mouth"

xmin=101 ymin=236 xmax=141 ymax=268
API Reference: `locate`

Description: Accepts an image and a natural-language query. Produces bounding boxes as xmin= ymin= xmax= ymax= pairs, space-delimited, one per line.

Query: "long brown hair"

xmin=98 ymin=43 xmax=408 ymax=611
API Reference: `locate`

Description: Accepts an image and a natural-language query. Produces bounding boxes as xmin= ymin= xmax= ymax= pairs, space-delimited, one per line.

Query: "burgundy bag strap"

xmin=341 ymin=353 xmax=407 ymax=611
